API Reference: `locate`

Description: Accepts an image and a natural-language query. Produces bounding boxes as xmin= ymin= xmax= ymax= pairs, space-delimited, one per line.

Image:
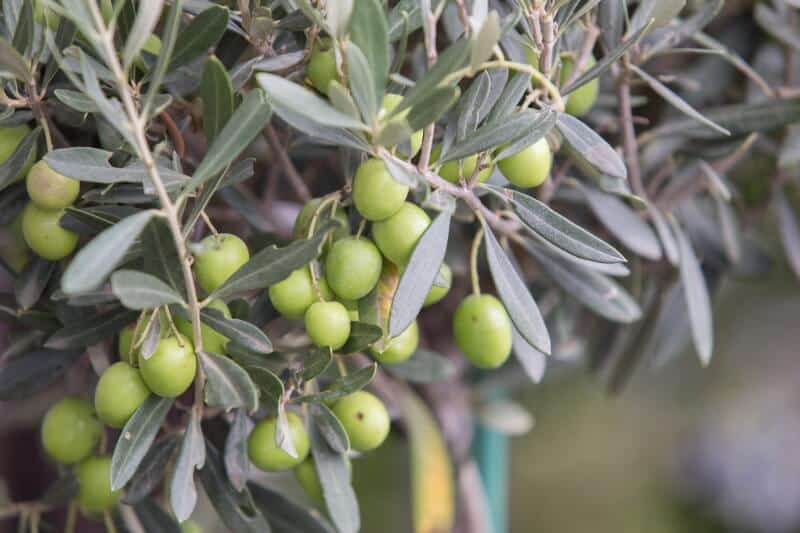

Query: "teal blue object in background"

xmin=474 ymin=405 xmax=509 ymax=533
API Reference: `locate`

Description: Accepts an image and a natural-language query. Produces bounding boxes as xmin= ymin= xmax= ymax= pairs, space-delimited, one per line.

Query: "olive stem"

xmin=469 ymin=227 xmax=484 ymax=296
xmin=103 ymin=510 xmax=119 ymax=533
xmin=200 ymin=211 xmax=220 ymax=238
xmin=64 ymin=502 xmax=77 ymax=533
xmin=335 ymin=352 xmax=348 ymax=376
xmin=355 ymin=218 xmax=367 ymax=239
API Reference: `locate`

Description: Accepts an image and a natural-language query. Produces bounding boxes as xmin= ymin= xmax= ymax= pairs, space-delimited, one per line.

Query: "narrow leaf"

xmin=199 ymin=351 xmax=260 ymax=413
xmin=111 ymin=270 xmax=184 ymax=310
xmin=170 ymin=409 xmax=205 ymax=522
xmin=673 ymin=220 xmax=713 ymax=365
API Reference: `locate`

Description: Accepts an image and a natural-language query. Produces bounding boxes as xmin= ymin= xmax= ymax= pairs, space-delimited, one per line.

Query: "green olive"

xmin=176 ymin=299 xmax=231 ymax=354
xmin=134 ymin=35 xmax=162 ymax=71
xmin=424 ymin=263 xmax=452 ymax=307
xmin=248 ymin=412 xmax=310 ymax=471
xmin=325 ymin=237 xmax=383 ymax=300
xmin=380 ymin=93 xmax=423 ymax=158
xmin=193 ymin=233 xmax=250 ymax=295
xmin=497 ymin=138 xmax=552 ymax=189
xmin=292 ymin=198 xmax=350 ymax=242
xmin=118 ymin=324 xmax=137 ymax=364
xmin=41 ymin=397 xmax=102 ymax=465
xmin=371 ymin=321 xmax=419 ymax=364
xmin=138 ymin=334 xmax=197 ymax=398
xmin=430 ymin=145 xmax=493 ymax=183
xmin=352 ymin=158 xmax=408 ymax=221
xmin=26 ymin=161 xmax=80 ymax=210
xmin=304 ymin=301 xmax=351 ymax=350
xmin=307 ymin=41 xmax=340 ymax=95
xmin=76 ymin=455 xmax=120 ymax=513
xmin=0 ymin=124 xmax=35 ymax=180
xmin=21 ymin=203 xmax=78 ymax=261
xmin=94 ymin=362 xmax=150 ymax=429
xmin=269 ymin=268 xmax=334 ymax=320
xmin=372 ymin=202 xmax=430 ymax=266
xmin=332 ymin=391 xmax=390 ymax=452
xmin=560 ymin=55 xmax=599 ymax=117
xmin=453 ymin=294 xmax=512 ymax=368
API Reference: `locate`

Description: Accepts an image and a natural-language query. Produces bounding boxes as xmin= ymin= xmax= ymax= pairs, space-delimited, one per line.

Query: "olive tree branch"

xmin=417 ymin=7 xmax=440 ymax=172
xmin=85 ymin=2 xmax=205 ymax=391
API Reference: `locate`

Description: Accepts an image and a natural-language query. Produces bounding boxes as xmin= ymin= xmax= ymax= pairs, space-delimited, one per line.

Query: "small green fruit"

xmin=138 ymin=334 xmax=197 ymax=398
xmin=453 ymin=294 xmax=512 ymax=368
xmin=304 ymin=301 xmax=351 ymax=350
xmin=193 ymin=234 xmax=250 ymax=294
xmin=380 ymin=93 xmax=423 ymax=158
xmin=94 ymin=362 xmax=150 ymax=429
xmin=325 ymin=237 xmax=383 ymax=300
xmin=118 ymin=324 xmax=137 ymax=364
xmin=248 ymin=412 xmax=310 ymax=471
xmin=292 ymin=198 xmax=350 ymax=242
xmin=371 ymin=321 xmax=419 ymax=364
xmin=21 ymin=203 xmax=78 ymax=261
xmin=332 ymin=391 xmax=390 ymax=452
xmin=424 ymin=263 xmax=452 ymax=307
xmin=0 ymin=124 xmax=35 ymax=180
xmin=372 ymin=202 xmax=430 ymax=266
xmin=176 ymin=299 xmax=231 ymax=354
xmin=431 ymin=145 xmax=493 ymax=183
xmin=135 ymin=35 xmax=162 ymax=71
xmin=26 ymin=161 xmax=80 ymax=210
xmin=497 ymin=138 xmax=552 ymax=188
xmin=352 ymin=158 xmax=408 ymax=222
xmin=76 ymin=455 xmax=120 ymax=513
xmin=307 ymin=41 xmax=340 ymax=95
xmin=560 ymin=55 xmax=599 ymax=117
xmin=41 ymin=397 xmax=102 ymax=465
xmin=269 ymin=268 xmax=333 ymax=320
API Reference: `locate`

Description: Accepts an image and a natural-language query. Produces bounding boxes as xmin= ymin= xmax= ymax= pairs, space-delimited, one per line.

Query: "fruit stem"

xmin=469 ymin=227 xmax=484 ymax=296
xmin=103 ymin=510 xmax=119 ymax=533
xmin=64 ymin=502 xmax=77 ymax=533
xmin=335 ymin=352 xmax=348 ymax=376
xmin=200 ymin=210 xmax=220 ymax=238
xmin=355 ymin=218 xmax=367 ymax=239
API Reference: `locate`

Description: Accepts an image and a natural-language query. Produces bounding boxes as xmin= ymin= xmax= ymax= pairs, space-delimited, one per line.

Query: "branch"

xmin=264 ymin=125 xmax=312 ymax=201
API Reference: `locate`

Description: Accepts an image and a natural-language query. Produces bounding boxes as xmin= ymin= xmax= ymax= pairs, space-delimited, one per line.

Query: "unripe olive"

xmin=176 ymin=299 xmax=231 ymax=354
xmin=325 ymin=237 xmax=382 ymax=300
xmin=118 ymin=324 xmax=136 ymax=364
xmin=332 ymin=391 xmax=390 ymax=452
xmin=340 ymin=298 xmax=360 ymax=321
xmin=138 ymin=334 xmax=197 ymax=398
xmin=292 ymin=198 xmax=350 ymax=242
xmin=0 ymin=124 xmax=35 ymax=180
xmin=41 ymin=397 xmax=102 ymax=465
xmin=497 ymin=138 xmax=552 ymax=189
xmin=21 ymin=203 xmax=78 ymax=261
xmin=424 ymin=263 xmax=452 ymax=307
xmin=430 ymin=145 xmax=493 ymax=183
xmin=381 ymin=93 xmax=423 ymax=158
xmin=94 ymin=362 xmax=150 ymax=428
xmin=193 ymin=233 xmax=250 ymax=294
xmin=181 ymin=521 xmax=203 ymax=533
xmin=304 ymin=301 xmax=351 ymax=350
xmin=372 ymin=202 xmax=430 ymax=266
xmin=76 ymin=455 xmax=120 ymax=513
xmin=371 ymin=321 xmax=419 ymax=364
xmin=307 ymin=41 xmax=340 ymax=95
xmin=352 ymin=158 xmax=408 ymax=222
xmin=453 ymin=294 xmax=512 ymax=368
xmin=560 ymin=55 xmax=599 ymax=117
xmin=269 ymin=268 xmax=333 ymax=320
xmin=26 ymin=161 xmax=80 ymax=210
xmin=247 ymin=412 xmax=310 ymax=471
xmin=134 ymin=35 xmax=162 ymax=71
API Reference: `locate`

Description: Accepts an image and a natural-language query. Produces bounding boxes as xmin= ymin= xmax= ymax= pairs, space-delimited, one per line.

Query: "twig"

xmin=264 ymin=126 xmax=312 ymax=201
xmin=617 ymin=63 xmax=646 ymax=197
xmin=160 ymin=110 xmax=185 ymax=159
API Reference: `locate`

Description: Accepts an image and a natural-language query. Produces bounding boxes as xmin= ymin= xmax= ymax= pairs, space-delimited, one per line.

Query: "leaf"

xmin=142 ymin=219 xmax=185 ymax=296
xmin=775 ymin=188 xmax=800 ymax=279
xmin=345 ymin=43 xmax=378 ymax=124
xmin=111 ymin=270 xmax=184 ymax=310
xmin=310 ymin=403 xmax=350 ymax=453
xmin=557 ymin=113 xmax=627 ymax=180
xmin=0 ymin=36 xmax=31 ymax=82
xmin=135 ymin=500 xmax=183 ymax=533
xmin=198 ymin=443 xmax=272 ymax=533
xmin=170 ymin=409 xmax=206 ymax=522
xmin=631 ymin=64 xmax=729 ymax=136
xmin=0 ymin=350 xmax=82 ymax=401
xmin=141 ymin=0 xmax=182 ymax=115
xmin=350 ymin=0 xmax=390 ymax=102
xmin=598 ymin=0 xmax=625 ymax=50
xmin=403 ymin=390 xmax=454 ymax=533
xmin=481 ymin=225 xmax=550 ymax=354
xmin=300 ymin=348 xmax=333 ymax=381
xmin=62 ymin=210 xmax=156 ymax=295
xmin=298 ymin=364 xmax=377 ymax=403
xmin=122 ymin=437 xmax=179 ymax=504
xmin=249 ymin=483 xmax=336 ymax=533
xmin=168 ymin=5 xmax=229 ymax=71
xmin=14 ymin=256 xmax=56 ymax=311
xmin=672 ymin=220 xmax=713 ymax=365
xmin=201 ymin=56 xmax=234 ymax=143
xmin=338 ymin=322 xmax=383 ymax=355
xmin=309 ymin=420 xmax=360 ymax=533
xmin=470 ymin=10 xmax=501 ymax=71
xmin=123 ymin=0 xmax=164 ymax=69
xmin=580 ymin=185 xmax=663 ymax=261
xmin=484 ymin=185 xmax=625 ymax=264
xmin=199 ymin=351 xmax=260 ymax=413
xmin=111 ymin=396 xmax=174 ymax=491
xmin=327 ymin=0 xmax=353 ymax=37
xmin=224 ymin=409 xmax=253 ymax=492
xmin=511 ymin=327 xmax=546 ymax=383
xmin=245 ymin=363 xmax=284 ymax=412
xmin=382 ymin=349 xmax=456 ymax=384
xmin=12 ymin=0 xmax=33 ymax=55
xmin=44 ymin=148 xmax=186 ymax=185
xmin=257 ymin=73 xmax=368 ymax=131
xmin=199 ymin=308 xmax=272 ymax=354
xmin=407 ymin=86 xmax=460 ymax=131
xmin=630 ymin=0 xmax=685 ymax=34
xmin=184 ymin=89 xmax=272 ymax=195
xmin=389 ymin=211 xmax=451 ymax=337
xmin=0 ymin=126 xmax=39 ymax=192
xmin=487 ymin=72 xmax=531 ymax=123
xmin=211 ymin=220 xmax=337 ymax=299
xmin=45 ymin=308 xmax=136 ymax=349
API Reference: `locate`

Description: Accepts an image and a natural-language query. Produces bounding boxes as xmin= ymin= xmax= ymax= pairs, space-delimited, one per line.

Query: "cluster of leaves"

xmin=0 ymin=0 xmax=799 ymax=532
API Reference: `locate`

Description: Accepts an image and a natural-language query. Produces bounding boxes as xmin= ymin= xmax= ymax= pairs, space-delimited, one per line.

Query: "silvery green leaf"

xmin=111 ymin=270 xmax=185 ymax=310
xmin=45 ymin=307 xmax=137 ymax=349
xmin=45 ymin=148 xmax=187 ymax=185
xmin=444 ymin=108 xmax=552 ymax=162
xmin=346 ymin=43 xmax=378 ymax=124
xmin=168 ymin=4 xmax=229 ymax=71
xmin=0 ymin=349 xmax=83 ymax=401
xmin=224 ymin=409 xmax=253 ymax=492
xmin=339 ymin=322 xmax=383 ymax=355
xmin=630 ymin=0 xmax=685 ymax=34
xmin=249 ymin=483 xmax=336 ymax=533
xmin=298 ymin=364 xmax=377 ymax=403
xmin=200 ymin=55 xmax=234 ymax=143
xmin=557 ymin=113 xmax=627 ymax=180
xmin=122 ymin=437 xmax=178 ymax=504
xmin=199 ymin=351 xmax=260 ymax=413
xmin=0 ymin=35 xmax=31 ymax=81
xmin=470 ymin=10 xmax=501 ymax=71
xmin=170 ymin=409 xmax=205 ymax=522
xmin=327 ymin=0 xmax=353 ymax=37
xmin=310 ymin=420 xmax=360 ymax=533
xmin=122 ymin=0 xmax=164 ymax=70
xmin=511 ymin=327 xmax=546 ymax=383
xmin=486 ymin=71 xmax=530 ymax=123
xmin=198 ymin=308 xmax=272 ymax=354
xmin=310 ymin=403 xmax=350 ymax=453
